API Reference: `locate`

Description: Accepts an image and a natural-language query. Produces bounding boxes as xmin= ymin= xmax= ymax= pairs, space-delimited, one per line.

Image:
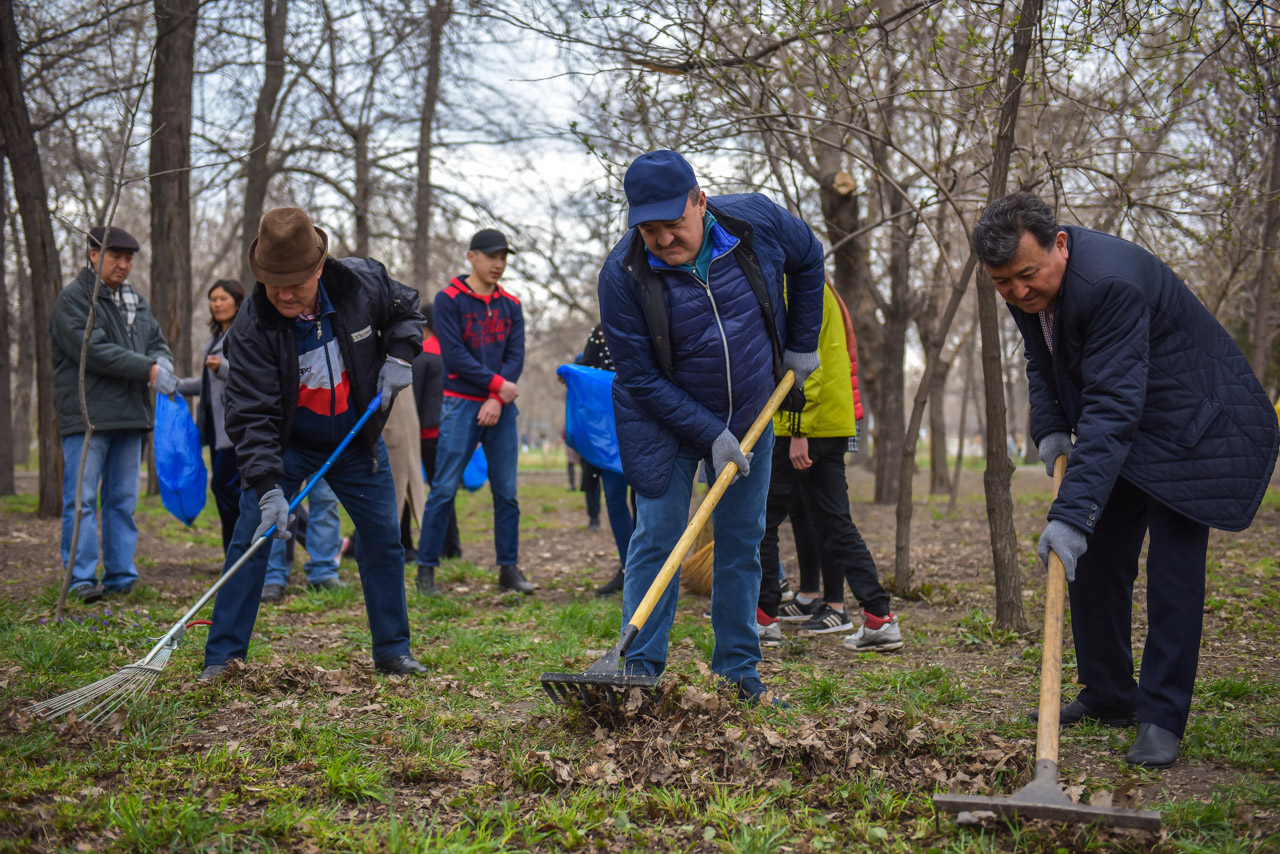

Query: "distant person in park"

xmin=762 ymin=284 xmax=901 ymax=650
xmin=201 ymin=207 xmax=426 ymax=680
xmin=416 ymin=229 xmax=530 ymax=596
xmin=50 ymin=225 xmax=175 ymax=602
xmin=576 ymin=323 xmax=634 ymax=597
xmin=598 ymin=149 xmax=824 ymax=705
xmin=177 ymin=279 xmax=245 ymax=551
xmin=412 ymin=305 xmax=461 ymax=564
xmin=974 ymin=190 xmax=1279 ymax=768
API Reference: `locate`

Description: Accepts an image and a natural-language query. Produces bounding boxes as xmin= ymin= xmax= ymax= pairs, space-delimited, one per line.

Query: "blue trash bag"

xmin=462 ymin=445 xmax=488 ymax=491
xmin=558 ymin=364 xmax=622 ymax=474
xmin=154 ymin=393 xmax=208 ymax=525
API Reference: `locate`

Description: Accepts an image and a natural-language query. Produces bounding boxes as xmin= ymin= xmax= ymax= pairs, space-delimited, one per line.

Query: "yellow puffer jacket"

xmin=773 ymin=283 xmax=857 ymax=438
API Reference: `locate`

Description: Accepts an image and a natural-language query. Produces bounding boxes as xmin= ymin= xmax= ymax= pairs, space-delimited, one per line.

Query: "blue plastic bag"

xmin=558 ymin=364 xmax=622 ymax=474
xmin=462 ymin=445 xmax=488 ymax=491
xmin=154 ymin=393 xmax=208 ymax=525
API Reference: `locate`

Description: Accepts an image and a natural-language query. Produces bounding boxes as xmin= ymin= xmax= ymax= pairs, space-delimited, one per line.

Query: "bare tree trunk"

xmin=976 ymin=0 xmax=1043 ymax=632
xmin=873 ymin=214 xmax=913 ymax=504
xmin=948 ymin=330 xmax=975 ymax=513
xmin=12 ymin=212 xmax=32 ymax=466
xmin=928 ymin=361 xmax=951 ymax=494
xmin=1249 ymin=123 xmax=1280 ymax=384
xmin=150 ymin=0 xmax=199 ymax=375
xmin=0 ymin=0 xmax=64 ymax=517
xmin=0 ymin=143 xmax=13 ymax=495
xmin=354 ymin=124 xmax=370 ymax=257
xmin=411 ymin=0 xmax=451 ymax=292
xmin=241 ymin=0 xmax=288 ymax=285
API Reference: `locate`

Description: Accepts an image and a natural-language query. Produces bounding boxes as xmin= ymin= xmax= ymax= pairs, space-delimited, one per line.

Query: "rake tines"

xmin=27 ymin=637 xmax=178 ymax=729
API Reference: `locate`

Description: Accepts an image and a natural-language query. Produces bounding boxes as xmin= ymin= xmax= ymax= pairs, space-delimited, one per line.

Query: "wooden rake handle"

xmin=1037 ymin=454 xmax=1069 ymax=764
xmin=626 ymin=371 xmax=796 ymax=634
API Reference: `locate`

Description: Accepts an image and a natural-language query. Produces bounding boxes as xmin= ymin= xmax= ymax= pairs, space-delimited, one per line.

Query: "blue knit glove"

xmin=1038 ymin=520 xmax=1088 ymax=583
xmin=377 ymin=356 xmax=413 ymax=410
xmin=711 ymin=428 xmax=752 ymax=480
xmin=782 ymin=350 xmax=820 ymax=388
xmin=1037 ymin=432 xmax=1074 ymax=477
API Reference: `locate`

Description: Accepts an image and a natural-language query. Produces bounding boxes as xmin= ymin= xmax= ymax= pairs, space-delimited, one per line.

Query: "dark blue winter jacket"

xmin=598 ymin=193 xmax=826 ymax=497
xmin=1012 ymin=226 xmax=1279 ymax=532
xmin=433 ymin=275 xmax=525 ymax=400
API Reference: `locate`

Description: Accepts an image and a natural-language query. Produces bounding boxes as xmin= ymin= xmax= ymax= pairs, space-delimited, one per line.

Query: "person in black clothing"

xmin=411 ymin=304 xmax=462 ymax=569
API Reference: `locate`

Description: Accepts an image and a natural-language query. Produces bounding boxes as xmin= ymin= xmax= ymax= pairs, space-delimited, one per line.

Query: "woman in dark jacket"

xmin=178 ymin=279 xmax=245 ymax=549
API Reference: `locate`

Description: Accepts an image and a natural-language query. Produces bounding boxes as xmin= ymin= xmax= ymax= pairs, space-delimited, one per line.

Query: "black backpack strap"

xmin=624 ymin=235 xmax=676 ymax=380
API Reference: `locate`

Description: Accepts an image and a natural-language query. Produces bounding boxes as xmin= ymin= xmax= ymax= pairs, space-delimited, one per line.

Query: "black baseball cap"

xmin=469 ymin=229 xmax=513 ymax=254
xmin=88 ymin=226 xmax=140 ymax=253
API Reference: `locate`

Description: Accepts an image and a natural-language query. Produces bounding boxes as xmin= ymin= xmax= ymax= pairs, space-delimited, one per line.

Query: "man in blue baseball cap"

xmin=597 ymin=149 xmax=826 ymax=706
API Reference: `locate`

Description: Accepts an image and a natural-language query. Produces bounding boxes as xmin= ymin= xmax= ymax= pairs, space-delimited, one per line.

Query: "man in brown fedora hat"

xmin=201 ymin=207 xmax=426 ymax=680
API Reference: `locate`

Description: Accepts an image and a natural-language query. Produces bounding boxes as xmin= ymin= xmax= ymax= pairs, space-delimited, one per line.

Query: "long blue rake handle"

xmin=135 ymin=393 xmax=384 ymax=665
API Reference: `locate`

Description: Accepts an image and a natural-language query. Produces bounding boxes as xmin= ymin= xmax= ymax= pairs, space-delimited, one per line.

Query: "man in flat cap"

xmin=50 ymin=225 xmax=175 ymax=602
xmin=597 ymin=150 xmax=825 ymax=706
xmin=416 ymin=228 xmax=530 ymax=596
xmin=201 ymin=207 xmax=426 ymax=680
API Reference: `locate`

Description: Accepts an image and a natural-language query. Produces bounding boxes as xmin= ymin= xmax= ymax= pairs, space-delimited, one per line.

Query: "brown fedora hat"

xmin=248 ymin=207 xmax=329 ymax=285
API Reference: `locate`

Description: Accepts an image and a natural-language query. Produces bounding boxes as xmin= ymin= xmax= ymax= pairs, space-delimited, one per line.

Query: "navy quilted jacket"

xmin=599 ymin=193 xmax=825 ymax=497
xmin=1012 ymin=226 xmax=1279 ymax=532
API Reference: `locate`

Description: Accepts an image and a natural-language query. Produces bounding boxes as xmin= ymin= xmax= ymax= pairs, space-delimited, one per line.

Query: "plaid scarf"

xmin=110 ymin=284 xmax=140 ymax=331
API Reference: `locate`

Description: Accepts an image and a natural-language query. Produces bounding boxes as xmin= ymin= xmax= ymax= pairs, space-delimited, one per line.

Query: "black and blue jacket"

xmin=598 ymin=193 xmax=826 ymax=497
xmin=1013 ymin=225 xmax=1279 ymax=533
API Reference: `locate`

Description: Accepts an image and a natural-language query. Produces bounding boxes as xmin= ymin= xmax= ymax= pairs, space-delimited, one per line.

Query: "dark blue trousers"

xmin=204 ymin=438 xmax=411 ymax=667
xmin=1069 ymin=476 xmax=1209 ymax=737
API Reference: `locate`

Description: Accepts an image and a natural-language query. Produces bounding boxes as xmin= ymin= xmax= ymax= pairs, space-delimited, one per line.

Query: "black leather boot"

xmin=1029 ymin=698 xmax=1136 ymax=728
xmin=1125 ymin=722 xmax=1180 ymax=769
xmin=415 ymin=566 xmax=438 ymax=596
xmin=498 ymin=564 xmax=535 ymax=594
xmin=595 ymin=568 xmax=625 ymax=597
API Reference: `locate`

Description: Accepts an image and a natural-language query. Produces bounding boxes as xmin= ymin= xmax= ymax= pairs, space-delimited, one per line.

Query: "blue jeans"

xmin=601 ymin=470 xmax=634 ymax=568
xmin=60 ymin=430 xmax=142 ymax=592
xmin=205 ymin=439 xmax=411 ymax=666
xmin=263 ymin=477 xmax=341 ymax=588
xmin=418 ymin=398 xmax=520 ymax=567
xmin=622 ymin=428 xmax=774 ymax=682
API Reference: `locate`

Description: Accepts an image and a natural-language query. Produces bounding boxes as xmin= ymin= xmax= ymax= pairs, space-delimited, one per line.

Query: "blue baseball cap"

xmin=624 ymin=150 xmax=697 ymax=228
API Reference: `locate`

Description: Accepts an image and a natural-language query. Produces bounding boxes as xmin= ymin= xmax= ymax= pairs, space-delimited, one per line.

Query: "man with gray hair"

xmin=973 ymin=191 xmax=1278 ymax=768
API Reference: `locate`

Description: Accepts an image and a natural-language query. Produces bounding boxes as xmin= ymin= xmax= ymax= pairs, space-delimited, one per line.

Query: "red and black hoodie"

xmin=432 ymin=275 xmax=524 ymax=401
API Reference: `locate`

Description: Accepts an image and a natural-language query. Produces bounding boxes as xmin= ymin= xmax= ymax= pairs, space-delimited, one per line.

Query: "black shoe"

xmin=309 ymin=577 xmax=346 ymax=591
xmin=595 ymin=569 xmax=625 ymax=597
xmin=374 ymin=654 xmax=427 ymax=676
xmin=1029 ymin=698 xmax=1136 ymax=728
xmin=498 ymin=564 xmax=535 ymax=594
xmin=415 ymin=566 xmax=438 ymax=596
xmin=103 ymin=583 xmax=134 ymax=597
xmin=1125 ymin=722 xmax=1180 ymax=769
xmin=777 ymin=597 xmax=821 ymax=622
xmin=260 ymin=583 xmax=285 ymax=603
xmin=587 ymin=517 xmax=601 ymax=530
xmin=71 ymin=584 xmax=105 ymax=603
xmin=732 ymin=676 xmax=790 ymax=708
xmin=198 ymin=664 xmax=226 ymax=682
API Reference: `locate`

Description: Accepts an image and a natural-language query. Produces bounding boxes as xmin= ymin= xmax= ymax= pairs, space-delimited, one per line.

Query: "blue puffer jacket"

xmin=1013 ymin=226 xmax=1279 ymax=533
xmin=599 ymin=193 xmax=825 ymax=497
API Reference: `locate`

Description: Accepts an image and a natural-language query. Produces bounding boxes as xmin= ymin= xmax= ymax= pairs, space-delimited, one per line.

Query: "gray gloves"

xmin=711 ymin=428 xmax=752 ymax=480
xmin=1037 ymin=432 xmax=1074 ymax=476
xmin=153 ymin=360 xmax=179 ymax=395
xmin=377 ymin=356 xmax=413 ymax=410
xmin=782 ymin=349 xmax=820 ymax=388
xmin=1038 ymin=520 xmax=1087 ymax=582
xmin=252 ymin=487 xmax=292 ymax=541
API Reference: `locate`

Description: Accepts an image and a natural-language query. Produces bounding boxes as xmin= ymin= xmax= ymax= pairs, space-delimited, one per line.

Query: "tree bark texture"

xmin=872 ymin=215 xmax=913 ymax=505
xmin=12 ymin=211 xmax=32 ymax=466
xmin=354 ymin=124 xmax=370 ymax=257
xmin=150 ymin=0 xmax=199 ymax=375
xmin=412 ymin=0 xmax=450 ymax=293
xmin=1248 ymin=123 xmax=1280 ymax=386
xmin=976 ymin=0 xmax=1043 ymax=632
xmin=928 ymin=361 xmax=951 ymax=494
xmin=241 ymin=0 xmax=288 ymax=286
xmin=0 ymin=0 xmax=64 ymax=517
xmin=0 ymin=145 xmax=13 ymax=495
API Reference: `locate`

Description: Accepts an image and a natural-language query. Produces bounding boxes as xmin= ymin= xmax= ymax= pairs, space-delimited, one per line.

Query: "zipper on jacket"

xmin=694 ymin=244 xmax=740 ymax=426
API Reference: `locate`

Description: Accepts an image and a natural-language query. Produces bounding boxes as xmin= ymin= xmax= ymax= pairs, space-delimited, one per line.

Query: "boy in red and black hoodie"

xmin=416 ymin=229 xmax=530 ymax=595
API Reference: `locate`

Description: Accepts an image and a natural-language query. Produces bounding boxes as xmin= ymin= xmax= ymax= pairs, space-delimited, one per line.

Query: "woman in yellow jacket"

xmin=759 ymin=283 xmax=902 ymax=651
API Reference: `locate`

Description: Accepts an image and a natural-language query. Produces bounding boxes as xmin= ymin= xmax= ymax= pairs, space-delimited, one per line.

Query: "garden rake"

xmin=27 ymin=393 xmax=385 ymax=729
xmin=932 ymin=455 xmax=1161 ymax=830
xmin=540 ymin=371 xmax=795 ymax=709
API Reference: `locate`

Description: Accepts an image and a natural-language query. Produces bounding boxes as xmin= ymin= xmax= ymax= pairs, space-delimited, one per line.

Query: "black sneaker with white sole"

xmin=777 ymin=597 xmax=821 ymax=622
xmin=797 ymin=604 xmax=854 ymax=634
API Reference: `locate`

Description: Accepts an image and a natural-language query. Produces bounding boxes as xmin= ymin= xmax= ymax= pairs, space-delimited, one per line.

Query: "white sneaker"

xmin=842 ymin=615 xmax=903 ymax=652
xmin=779 ymin=576 xmax=795 ymax=603
xmin=757 ymin=620 xmax=783 ymax=648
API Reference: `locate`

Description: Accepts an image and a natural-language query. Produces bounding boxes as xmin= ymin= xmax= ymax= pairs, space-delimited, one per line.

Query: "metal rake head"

xmin=26 ymin=639 xmax=177 ymax=729
xmin=539 ymin=670 xmax=661 ymax=708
